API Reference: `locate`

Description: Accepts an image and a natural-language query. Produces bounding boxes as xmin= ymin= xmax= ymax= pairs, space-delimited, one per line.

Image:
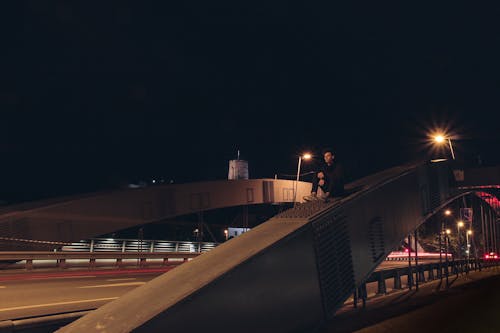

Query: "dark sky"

xmin=2 ymin=2 xmax=500 ymax=202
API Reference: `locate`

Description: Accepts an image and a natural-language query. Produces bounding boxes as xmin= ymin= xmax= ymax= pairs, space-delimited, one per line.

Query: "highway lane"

xmin=376 ymin=259 xmax=439 ymax=270
xmin=0 ymin=271 xmax=165 ymax=321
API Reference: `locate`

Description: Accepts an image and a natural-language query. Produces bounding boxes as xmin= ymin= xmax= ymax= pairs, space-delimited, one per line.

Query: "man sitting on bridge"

xmin=304 ymin=148 xmax=345 ymax=202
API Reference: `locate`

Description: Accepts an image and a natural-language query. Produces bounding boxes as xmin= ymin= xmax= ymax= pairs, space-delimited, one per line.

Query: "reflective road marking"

xmin=0 ymin=297 xmax=118 ymax=312
xmin=79 ymin=282 xmax=146 ymax=288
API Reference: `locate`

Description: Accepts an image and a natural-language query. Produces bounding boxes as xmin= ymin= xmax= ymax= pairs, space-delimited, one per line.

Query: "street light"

xmin=466 ymin=229 xmax=472 ymax=260
xmin=457 ymin=220 xmax=464 ymax=259
xmin=445 ymin=228 xmax=451 ymax=288
xmin=433 ymin=134 xmax=456 ymax=160
xmin=294 ymin=153 xmax=312 ymax=206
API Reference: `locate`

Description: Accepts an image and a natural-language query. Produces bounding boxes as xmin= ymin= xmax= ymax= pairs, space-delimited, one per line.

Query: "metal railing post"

xmin=427 ymin=265 xmax=434 ymax=280
xmin=358 ymin=284 xmax=367 ymax=308
xmin=376 ymin=271 xmax=387 ymax=295
xmin=393 ymin=270 xmax=402 ymax=290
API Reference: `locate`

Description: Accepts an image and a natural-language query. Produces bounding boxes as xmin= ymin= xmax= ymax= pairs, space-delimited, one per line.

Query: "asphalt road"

xmin=0 ymin=270 xmax=167 ymax=321
xmin=0 ymin=259 xmax=436 ymax=322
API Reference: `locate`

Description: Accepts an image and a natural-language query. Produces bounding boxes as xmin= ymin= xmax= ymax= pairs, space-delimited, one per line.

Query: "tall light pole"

xmin=440 ymin=209 xmax=451 ymax=281
xmin=445 ymin=228 xmax=451 ymax=288
xmin=294 ymin=153 xmax=312 ymax=207
xmin=466 ymin=229 xmax=472 ymax=262
xmin=457 ymin=220 xmax=464 ymax=259
xmin=434 ymin=134 xmax=455 ymax=160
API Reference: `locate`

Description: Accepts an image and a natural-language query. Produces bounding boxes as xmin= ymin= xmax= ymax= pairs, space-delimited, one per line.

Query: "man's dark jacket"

xmin=312 ymin=161 xmax=345 ymax=197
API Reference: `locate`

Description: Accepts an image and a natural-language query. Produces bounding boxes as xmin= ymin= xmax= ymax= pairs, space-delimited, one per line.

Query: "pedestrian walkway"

xmin=324 ymin=267 xmax=500 ymax=333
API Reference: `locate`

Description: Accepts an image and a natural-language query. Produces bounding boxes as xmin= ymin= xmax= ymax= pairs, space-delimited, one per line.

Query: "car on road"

xmin=484 ymin=252 xmax=498 ymax=259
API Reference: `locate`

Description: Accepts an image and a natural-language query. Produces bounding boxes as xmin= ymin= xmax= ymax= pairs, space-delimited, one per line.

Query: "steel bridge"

xmin=0 ymin=178 xmax=311 ymax=250
xmin=47 ymin=160 xmax=499 ymax=332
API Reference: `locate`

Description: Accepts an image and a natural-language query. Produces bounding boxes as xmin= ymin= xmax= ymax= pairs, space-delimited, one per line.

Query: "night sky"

xmin=3 ymin=2 xmax=500 ymax=202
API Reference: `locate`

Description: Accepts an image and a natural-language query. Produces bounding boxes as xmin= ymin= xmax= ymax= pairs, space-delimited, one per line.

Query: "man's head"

xmin=322 ymin=148 xmax=335 ymax=165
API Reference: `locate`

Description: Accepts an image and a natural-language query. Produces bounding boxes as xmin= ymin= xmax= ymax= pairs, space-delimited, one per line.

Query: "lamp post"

xmin=466 ymin=229 xmax=472 ymax=262
xmin=445 ymin=228 xmax=451 ymax=288
xmin=439 ymin=209 xmax=451 ymax=281
xmin=294 ymin=153 xmax=312 ymax=207
xmin=457 ymin=220 xmax=464 ymax=259
xmin=434 ymin=134 xmax=456 ymax=160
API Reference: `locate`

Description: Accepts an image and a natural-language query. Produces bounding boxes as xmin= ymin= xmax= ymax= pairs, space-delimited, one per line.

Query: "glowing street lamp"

xmin=433 ymin=134 xmax=455 ymax=160
xmin=294 ymin=153 xmax=312 ymax=206
xmin=466 ymin=229 xmax=473 ymax=261
xmin=457 ymin=221 xmax=464 ymax=259
xmin=444 ymin=209 xmax=452 ymax=216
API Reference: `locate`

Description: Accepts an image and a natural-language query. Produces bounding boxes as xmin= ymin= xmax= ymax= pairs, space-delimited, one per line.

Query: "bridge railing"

xmin=61 ymin=238 xmax=219 ymax=253
xmin=0 ymin=251 xmax=200 ymax=270
xmin=352 ymin=258 xmax=500 ymax=308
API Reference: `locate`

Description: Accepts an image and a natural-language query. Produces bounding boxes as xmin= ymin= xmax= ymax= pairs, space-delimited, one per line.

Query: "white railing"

xmin=61 ymin=238 xmax=218 ymax=253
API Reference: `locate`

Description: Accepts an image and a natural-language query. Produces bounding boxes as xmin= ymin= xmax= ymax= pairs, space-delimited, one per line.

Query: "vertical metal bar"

xmin=489 ymin=205 xmax=493 ymax=253
xmin=445 ymin=235 xmax=450 ymax=288
xmin=293 ymin=156 xmax=302 ymax=207
xmin=408 ymin=235 xmax=412 ymax=290
xmin=414 ymin=230 xmax=419 ymax=291
xmin=439 ymin=225 xmax=443 ymax=281
xmin=481 ymin=205 xmax=487 ymax=253
xmin=394 ymin=270 xmax=402 ymax=290
xmin=489 ymin=208 xmax=498 ymax=254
